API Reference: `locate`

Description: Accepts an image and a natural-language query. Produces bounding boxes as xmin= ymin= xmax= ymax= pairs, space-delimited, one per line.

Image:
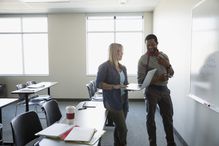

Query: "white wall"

xmin=4 ymin=12 xmax=153 ymax=99
xmin=154 ymin=0 xmax=219 ymax=145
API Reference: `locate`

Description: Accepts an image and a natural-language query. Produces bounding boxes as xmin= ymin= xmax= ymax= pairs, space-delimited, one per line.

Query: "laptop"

xmin=126 ymin=68 xmax=157 ymax=91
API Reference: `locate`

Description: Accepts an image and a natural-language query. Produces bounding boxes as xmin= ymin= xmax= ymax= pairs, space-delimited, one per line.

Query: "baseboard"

xmin=156 ymin=106 xmax=188 ymax=146
xmin=173 ymin=128 xmax=188 ymax=146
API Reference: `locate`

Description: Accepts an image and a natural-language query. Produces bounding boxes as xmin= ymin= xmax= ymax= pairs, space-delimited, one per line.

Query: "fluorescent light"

xmin=119 ymin=0 xmax=128 ymax=5
xmin=21 ymin=0 xmax=70 ymax=3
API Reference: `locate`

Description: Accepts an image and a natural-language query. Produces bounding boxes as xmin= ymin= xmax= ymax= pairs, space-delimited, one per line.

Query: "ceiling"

xmin=0 ymin=0 xmax=160 ymax=14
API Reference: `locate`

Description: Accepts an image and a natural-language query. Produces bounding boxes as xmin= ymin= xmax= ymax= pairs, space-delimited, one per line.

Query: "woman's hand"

xmin=112 ymin=84 xmax=127 ymax=89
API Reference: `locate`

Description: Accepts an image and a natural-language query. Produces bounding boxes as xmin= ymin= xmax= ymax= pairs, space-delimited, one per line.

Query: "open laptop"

xmin=126 ymin=68 xmax=157 ymax=91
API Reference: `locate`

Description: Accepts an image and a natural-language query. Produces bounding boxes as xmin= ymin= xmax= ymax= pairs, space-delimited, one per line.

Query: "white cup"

xmin=65 ymin=105 xmax=76 ymax=125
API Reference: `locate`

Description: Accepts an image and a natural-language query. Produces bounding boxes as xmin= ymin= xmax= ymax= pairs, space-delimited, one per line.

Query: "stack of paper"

xmin=27 ymin=84 xmax=45 ymax=89
xmin=35 ymin=123 xmax=105 ymax=144
xmin=64 ymin=127 xmax=96 ymax=142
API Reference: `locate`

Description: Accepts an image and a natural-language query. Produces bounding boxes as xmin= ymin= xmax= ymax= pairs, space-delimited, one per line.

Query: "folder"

xmin=64 ymin=127 xmax=96 ymax=142
xmin=35 ymin=123 xmax=74 ymax=138
xmin=35 ymin=123 xmax=100 ymax=143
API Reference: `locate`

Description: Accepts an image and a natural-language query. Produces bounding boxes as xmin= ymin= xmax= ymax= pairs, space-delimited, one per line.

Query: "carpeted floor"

xmin=1 ymin=99 xmax=184 ymax=146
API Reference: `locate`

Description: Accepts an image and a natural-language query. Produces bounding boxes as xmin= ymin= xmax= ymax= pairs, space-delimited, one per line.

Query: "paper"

xmin=27 ymin=83 xmax=45 ymax=89
xmin=64 ymin=127 xmax=96 ymax=142
xmin=87 ymin=130 xmax=105 ymax=145
xmin=35 ymin=123 xmax=74 ymax=138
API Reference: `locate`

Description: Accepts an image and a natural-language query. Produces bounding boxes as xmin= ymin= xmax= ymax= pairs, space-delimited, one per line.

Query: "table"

xmin=0 ymin=98 xmax=18 ymax=123
xmin=0 ymin=98 xmax=18 ymax=144
xmin=35 ymin=101 xmax=107 ymax=146
xmin=11 ymin=82 xmax=58 ymax=112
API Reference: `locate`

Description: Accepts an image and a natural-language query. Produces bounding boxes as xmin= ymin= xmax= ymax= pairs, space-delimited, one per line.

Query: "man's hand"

xmin=157 ymin=56 xmax=170 ymax=68
xmin=156 ymin=73 xmax=169 ymax=82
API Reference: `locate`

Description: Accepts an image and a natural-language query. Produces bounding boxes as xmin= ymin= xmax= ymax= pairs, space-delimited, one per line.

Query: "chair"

xmin=41 ymin=100 xmax=62 ymax=126
xmin=90 ymin=80 xmax=97 ymax=93
xmin=86 ymin=81 xmax=103 ymax=101
xmin=10 ymin=111 xmax=43 ymax=146
xmin=15 ymin=83 xmax=45 ymax=116
xmin=86 ymin=82 xmax=95 ymax=100
xmin=26 ymin=81 xmax=52 ymax=101
xmin=86 ymin=81 xmax=114 ymax=127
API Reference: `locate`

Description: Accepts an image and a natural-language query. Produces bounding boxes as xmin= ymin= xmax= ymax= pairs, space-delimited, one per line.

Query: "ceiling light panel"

xmin=21 ymin=0 xmax=70 ymax=3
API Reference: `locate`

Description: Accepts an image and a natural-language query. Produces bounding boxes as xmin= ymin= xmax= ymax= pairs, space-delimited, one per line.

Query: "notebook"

xmin=35 ymin=123 xmax=74 ymax=138
xmin=126 ymin=68 xmax=157 ymax=91
xmin=36 ymin=123 xmax=96 ymax=143
xmin=64 ymin=127 xmax=96 ymax=142
xmin=27 ymin=83 xmax=45 ymax=89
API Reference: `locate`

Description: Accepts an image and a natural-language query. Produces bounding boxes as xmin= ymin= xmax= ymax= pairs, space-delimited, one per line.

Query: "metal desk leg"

xmin=48 ymin=88 xmax=50 ymax=95
xmin=25 ymin=94 xmax=29 ymax=112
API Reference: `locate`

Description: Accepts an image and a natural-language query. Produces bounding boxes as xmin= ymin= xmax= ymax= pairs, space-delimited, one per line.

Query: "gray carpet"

xmin=1 ymin=99 xmax=184 ymax=146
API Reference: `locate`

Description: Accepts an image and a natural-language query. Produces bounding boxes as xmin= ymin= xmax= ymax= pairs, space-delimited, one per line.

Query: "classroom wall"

xmin=4 ymin=12 xmax=153 ymax=99
xmin=154 ymin=0 xmax=219 ymax=145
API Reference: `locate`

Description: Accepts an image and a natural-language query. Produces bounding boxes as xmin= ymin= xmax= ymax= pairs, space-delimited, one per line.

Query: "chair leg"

xmin=35 ymin=105 xmax=46 ymax=119
xmin=15 ymin=104 xmax=18 ymax=116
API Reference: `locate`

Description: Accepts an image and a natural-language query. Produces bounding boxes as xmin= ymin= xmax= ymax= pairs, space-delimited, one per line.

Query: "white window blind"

xmin=86 ymin=15 xmax=144 ymax=75
xmin=0 ymin=16 xmax=49 ymax=76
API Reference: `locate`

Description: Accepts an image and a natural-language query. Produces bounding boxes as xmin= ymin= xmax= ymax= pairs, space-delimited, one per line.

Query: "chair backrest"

xmin=26 ymin=80 xmax=37 ymax=86
xmin=26 ymin=81 xmax=40 ymax=99
xmin=16 ymin=83 xmax=26 ymax=90
xmin=10 ymin=111 xmax=42 ymax=146
xmin=16 ymin=83 xmax=27 ymax=101
xmin=90 ymin=80 xmax=97 ymax=92
xmin=86 ymin=82 xmax=95 ymax=99
xmin=41 ymin=100 xmax=62 ymax=126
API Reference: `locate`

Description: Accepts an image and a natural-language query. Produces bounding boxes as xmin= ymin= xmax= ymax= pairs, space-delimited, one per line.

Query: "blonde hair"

xmin=108 ymin=43 xmax=123 ymax=66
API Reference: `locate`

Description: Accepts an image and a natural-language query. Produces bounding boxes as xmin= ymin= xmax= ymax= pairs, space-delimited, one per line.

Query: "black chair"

xmin=26 ymin=81 xmax=52 ymax=101
xmin=41 ymin=100 xmax=62 ymax=126
xmin=15 ymin=83 xmax=45 ymax=116
xmin=10 ymin=111 xmax=43 ymax=146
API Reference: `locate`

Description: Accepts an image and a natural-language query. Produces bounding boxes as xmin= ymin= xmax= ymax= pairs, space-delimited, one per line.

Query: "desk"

xmin=36 ymin=101 xmax=107 ymax=146
xmin=11 ymin=82 xmax=58 ymax=112
xmin=0 ymin=98 xmax=18 ymax=144
xmin=0 ymin=98 xmax=18 ymax=123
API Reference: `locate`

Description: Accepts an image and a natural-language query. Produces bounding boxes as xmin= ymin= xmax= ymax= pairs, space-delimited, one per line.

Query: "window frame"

xmin=0 ymin=14 xmax=49 ymax=76
xmin=86 ymin=13 xmax=144 ymax=76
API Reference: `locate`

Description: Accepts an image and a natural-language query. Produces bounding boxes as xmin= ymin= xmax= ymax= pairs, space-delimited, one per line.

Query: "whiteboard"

xmin=190 ymin=0 xmax=219 ymax=112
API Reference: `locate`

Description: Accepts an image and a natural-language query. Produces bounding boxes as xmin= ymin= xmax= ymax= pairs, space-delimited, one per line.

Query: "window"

xmin=0 ymin=16 xmax=48 ymax=75
xmin=86 ymin=15 xmax=144 ymax=75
